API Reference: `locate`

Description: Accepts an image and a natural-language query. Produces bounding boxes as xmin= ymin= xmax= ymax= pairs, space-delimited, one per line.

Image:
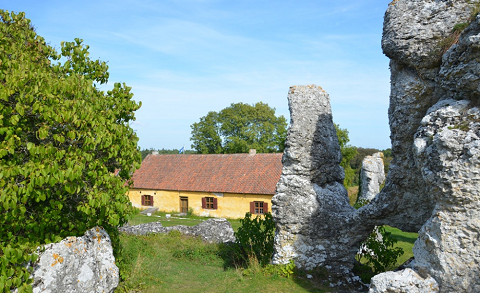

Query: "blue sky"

xmin=4 ymin=0 xmax=392 ymax=150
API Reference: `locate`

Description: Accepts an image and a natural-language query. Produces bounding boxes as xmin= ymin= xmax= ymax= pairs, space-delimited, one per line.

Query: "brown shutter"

xmin=151 ymin=195 xmax=154 ymax=206
xmin=250 ymin=202 xmax=254 ymax=214
xmin=213 ymin=198 xmax=218 ymax=210
xmin=202 ymin=197 xmax=206 ymax=209
xmin=263 ymin=202 xmax=268 ymax=214
xmin=141 ymin=194 xmax=145 ymax=205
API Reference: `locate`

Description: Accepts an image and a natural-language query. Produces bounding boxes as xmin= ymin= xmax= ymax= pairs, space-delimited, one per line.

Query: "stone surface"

xmin=380 ymin=1 xmax=480 ymax=291
xmin=120 ymin=218 xmax=235 ymax=243
xmin=31 ymin=227 xmax=118 ymax=293
xmin=369 ymin=269 xmax=439 ymax=293
xmin=271 ymin=85 xmax=372 ymax=274
xmin=358 ymin=152 xmax=386 ymax=203
xmin=412 ymin=100 xmax=480 ymax=292
xmin=272 ymin=1 xmax=480 ymax=291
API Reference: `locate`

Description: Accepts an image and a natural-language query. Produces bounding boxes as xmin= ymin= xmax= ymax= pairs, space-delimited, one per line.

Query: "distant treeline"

xmin=140 ymin=148 xmax=196 ymax=160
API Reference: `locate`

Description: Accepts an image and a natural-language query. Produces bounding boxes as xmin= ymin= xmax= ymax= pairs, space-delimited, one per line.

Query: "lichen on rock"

xmin=30 ymin=227 xmax=119 ymax=293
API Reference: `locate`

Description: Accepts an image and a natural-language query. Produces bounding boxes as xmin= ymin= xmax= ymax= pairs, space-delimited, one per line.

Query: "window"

xmin=202 ymin=197 xmax=217 ymax=209
xmin=141 ymin=194 xmax=153 ymax=206
xmin=250 ymin=201 xmax=268 ymax=215
xmin=206 ymin=197 xmax=214 ymax=209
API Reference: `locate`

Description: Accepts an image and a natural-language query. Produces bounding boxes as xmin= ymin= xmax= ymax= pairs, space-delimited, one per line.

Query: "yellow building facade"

xmin=128 ymin=152 xmax=282 ymax=219
xmin=128 ymin=188 xmax=272 ymax=219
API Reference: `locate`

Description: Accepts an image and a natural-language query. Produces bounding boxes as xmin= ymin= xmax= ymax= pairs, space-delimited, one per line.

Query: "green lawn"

xmin=120 ymin=212 xmax=418 ymax=292
xmin=384 ymin=225 xmax=417 ymax=266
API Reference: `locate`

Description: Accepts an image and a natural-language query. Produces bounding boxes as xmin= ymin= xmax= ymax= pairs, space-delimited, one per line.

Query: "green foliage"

xmin=334 ymin=124 xmax=357 ymax=187
xmin=356 ymin=226 xmax=404 ymax=274
xmin=190 ymin=102 xmax=287 ymax=154
xmin=0 ymin=10 xmax=141 ymax=292
xmin=353 ymin=198 xmax=370 ymax=210
xmin=278 ymin=260 xmax=296 ymax=278
xmin=234 ymin=212 xmax=275 ymax=267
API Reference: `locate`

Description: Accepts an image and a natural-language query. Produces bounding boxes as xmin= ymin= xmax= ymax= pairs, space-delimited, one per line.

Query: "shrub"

xmin=234 ymin=212 xmax=275 ymax=267
xmin=356 ymin=226 xmax=404 ymax=274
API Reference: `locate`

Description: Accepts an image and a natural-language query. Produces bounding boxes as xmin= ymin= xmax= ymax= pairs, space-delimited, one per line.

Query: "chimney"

xmin=152 ymin=151 xmax=159 ymax=155
xmin=249 ymin=149 xmax=256 ymax=155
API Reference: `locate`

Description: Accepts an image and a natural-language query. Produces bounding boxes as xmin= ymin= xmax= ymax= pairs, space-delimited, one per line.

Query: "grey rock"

xmin=31 ymin=227 xmax=118 ymax=293
xmin=382 ymin=0 xmax=472 ymax=74
xmin=120 ymin=218 xmax=235 ymax=243
xmin=271 ymin=85 xmax=372 ymax=274
xmin=369 ymin=268 xmax=439 ymax=293
xmin=412 ymin=100 xmax=480 ymax=292
xmin=358 ymin=152 xmax=386 ymax=203
xmin=271 ymin=1 xmax=480 ymax=291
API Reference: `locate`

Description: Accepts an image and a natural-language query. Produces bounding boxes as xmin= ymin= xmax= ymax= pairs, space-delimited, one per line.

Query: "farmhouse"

xmin=128 ymin=150 xmax=283 ymax=218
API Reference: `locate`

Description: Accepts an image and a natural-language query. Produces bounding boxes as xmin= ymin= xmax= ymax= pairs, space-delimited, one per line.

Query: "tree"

xmin=190 ymin=102 xmax=287 ymax=154
xmin=334 ymin=124 xmax=357 ymax=187
xmin=0 ymin=11 xmax=141 ymax=291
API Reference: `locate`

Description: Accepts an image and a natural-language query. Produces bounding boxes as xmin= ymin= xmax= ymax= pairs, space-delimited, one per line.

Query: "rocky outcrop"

xmin=272 ymin=1 xmax=480 ymax=291
xmin=357 ymin=152 xmax=386 ymax=203
xmin=271 ymin=85 xmax=372 ymax=275
xmin=370 ymin=1 xmax=480 ymax=292
xmin=31 ymin=227 xmax=118 ymax=293
xmin=120 ymin=218 xmax=236 ymax=243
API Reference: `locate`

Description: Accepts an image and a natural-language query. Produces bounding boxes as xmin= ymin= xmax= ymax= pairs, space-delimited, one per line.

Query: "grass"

xmin=347 ymin=186 xmax=359 ymax=206
xmin=117 ymin=231 xmax=331 ymax=293
xmin=384 ymin=226 xmax=417 ymax=266
xmin=120 ymin=210 xmax=418 ymax=292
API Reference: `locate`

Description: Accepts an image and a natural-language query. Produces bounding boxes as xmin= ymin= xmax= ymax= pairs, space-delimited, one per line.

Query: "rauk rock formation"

xmin=272 ymin=1 xmax=480 ymax=292
xmin=358 ymin=152 xmax=386 ymax=203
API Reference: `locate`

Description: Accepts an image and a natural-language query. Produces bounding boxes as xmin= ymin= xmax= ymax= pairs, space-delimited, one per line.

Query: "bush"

xmin=356 ymin=226 xmax=404 ymax=274
xmin=234 ymin=212 xmax=275 ymax=267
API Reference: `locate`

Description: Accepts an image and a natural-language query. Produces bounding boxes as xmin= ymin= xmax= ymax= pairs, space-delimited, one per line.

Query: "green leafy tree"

xmin=0 ymin=11 xmax=141 ymax=292
xmin=190 ymin=102 xmax=287 ymax=154
xmin=334 ymin=124 xmax=357 ymax=187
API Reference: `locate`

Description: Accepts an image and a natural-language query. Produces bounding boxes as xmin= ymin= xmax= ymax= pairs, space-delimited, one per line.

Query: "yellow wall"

xmin=128 ymin=188 xmax=272 ymax=219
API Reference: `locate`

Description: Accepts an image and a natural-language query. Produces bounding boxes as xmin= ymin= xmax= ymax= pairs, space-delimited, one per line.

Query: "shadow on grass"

xmin=391 ymin=234 xmax=417 ymax=244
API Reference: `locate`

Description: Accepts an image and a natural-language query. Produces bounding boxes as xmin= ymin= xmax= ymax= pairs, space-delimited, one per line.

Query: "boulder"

xmin=120 ymin=218 xmax=236 ymax=243
xmin=31 ymin=227 xmax=118 ymax=293
xmin=369 ymin=268 xmax=439 ymax=293
xmin=357 ymin=152 xmax=386 ymax=203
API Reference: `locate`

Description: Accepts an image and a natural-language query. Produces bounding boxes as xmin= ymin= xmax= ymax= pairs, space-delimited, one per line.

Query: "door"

xmin=180 ymin=197 xmax=188 ymax=214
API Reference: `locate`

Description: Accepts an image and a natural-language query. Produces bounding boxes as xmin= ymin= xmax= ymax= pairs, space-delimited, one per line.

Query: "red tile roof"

xmin=131 ymin=153 xmax=283 ymax=195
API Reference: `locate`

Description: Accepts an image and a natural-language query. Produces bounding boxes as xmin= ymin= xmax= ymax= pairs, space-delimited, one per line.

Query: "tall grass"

xmin=116 ymin=231 xmax=330 ymax=293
